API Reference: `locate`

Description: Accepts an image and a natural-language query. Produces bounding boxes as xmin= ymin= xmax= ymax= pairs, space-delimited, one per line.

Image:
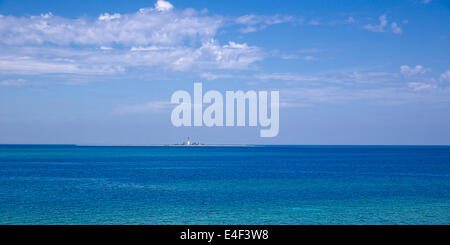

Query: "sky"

xmin=0 ymin=0 xmax=449 ymax=145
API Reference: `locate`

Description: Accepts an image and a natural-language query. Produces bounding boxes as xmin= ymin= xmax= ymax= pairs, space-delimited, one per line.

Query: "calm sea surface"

xmin=0 ymin=145 xmax=449 ymax=224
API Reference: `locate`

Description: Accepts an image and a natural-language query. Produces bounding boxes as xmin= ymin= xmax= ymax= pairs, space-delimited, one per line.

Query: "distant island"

xmin=78 ymin=138 xmax=248 ymax=147
xmin=173 ymin=137 xmax=203 ymax=146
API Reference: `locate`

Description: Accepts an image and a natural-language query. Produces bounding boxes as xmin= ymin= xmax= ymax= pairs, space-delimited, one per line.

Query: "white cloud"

xmin=172 ymin=40 xmax=263 ymax=70
xmin=201 ymin=72 xmax=235 ymax=80
xmin=0 ymin=55 xmax=124 ymax=75
xmin=0 ymin=78 xmax=27 ymax=87
xmin=235 ymin=14 xmax=294 ymax=33
xmin=235 ymin=15 xmax=260 ymax=25
xmin=346 ymin=16 xmax=356 ymax=24
xmin=408 ymin=82 xmax=436 ymax=91
xmin=257 ymin=73 xmax=323 ymax=82
xmin=41 ymin=12 xmax=53 ymax=19
xmin=0 ymin=39 xmax=263 ymax=76
xmin=239 ymin=26 xmax=260 ymax=33
xmin=257 ymin=69 xmax=450 ymax=105
xmin=236 ymin=14 xmax=293 ymax=25
xmin=279 ymin=82 xmax=449 ymax=106
xmin=400 ymin=65 xmax=430 ymax=76
xmin=0 ymin=2 xmax=264 ymax=76
xmin=130 ymin=46 xmax=173 ymax=51
xmin=200 ymin=72 xmax=250 ymax=81
xmin=280 ymin=86 xmax=413 ymax=105
xmin=98 ymin=13 xmax=121 ymax=21
xmin=0 ymin=3 xmax=220 ymax=46
xmin=257 ymin=71 xmax=399 ymax=84
xmin=303 ymin=56 xmax=316 ymax=61
xmin=364 ymin=14 xmax=403 ymax=34
xmin=440 ymin=70 xmax=450 ymax=81
xmin=155 ymin=0 xmax=174 ymax=12
xmin=422 ymin=0 xmax=432 ymax=4
xmin=391 ymin=22 xmax=402 ymax=34
xmin=364 ymin=14 xmax=387 ymax=32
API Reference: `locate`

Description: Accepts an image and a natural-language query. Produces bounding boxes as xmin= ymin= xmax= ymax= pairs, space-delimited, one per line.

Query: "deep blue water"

xmin=0 ymin=145 xmax=449 ymax=224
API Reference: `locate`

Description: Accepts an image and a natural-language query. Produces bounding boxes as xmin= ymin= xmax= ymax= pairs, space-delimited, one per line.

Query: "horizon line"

xmin=1 ymin=144 xmax=450 ymax=147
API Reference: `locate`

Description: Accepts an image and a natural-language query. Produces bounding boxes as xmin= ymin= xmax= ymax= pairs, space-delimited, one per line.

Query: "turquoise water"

xmin=0 ymin=145 xmax=449 ymax=224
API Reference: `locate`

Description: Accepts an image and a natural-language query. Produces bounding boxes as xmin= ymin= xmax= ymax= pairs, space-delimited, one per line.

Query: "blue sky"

xmin=0 ymin=0 xmax=449 ymax=145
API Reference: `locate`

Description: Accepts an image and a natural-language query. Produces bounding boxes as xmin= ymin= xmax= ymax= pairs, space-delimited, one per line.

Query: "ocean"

xmin=0 ymin=145 xmax=449 ymax=224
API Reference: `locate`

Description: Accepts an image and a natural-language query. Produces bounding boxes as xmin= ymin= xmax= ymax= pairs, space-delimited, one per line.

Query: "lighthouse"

xmin=187 ymin=137 xmax=191 ymax=146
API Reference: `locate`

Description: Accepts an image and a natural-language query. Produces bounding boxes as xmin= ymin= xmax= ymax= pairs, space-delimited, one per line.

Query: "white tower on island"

xmin=187 ymin=137 xmax=191 ymax=146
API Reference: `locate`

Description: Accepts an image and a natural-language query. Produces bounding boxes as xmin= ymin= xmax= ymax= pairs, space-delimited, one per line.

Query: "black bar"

xmin=0 ymin=225 xmax=448 ymax=244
